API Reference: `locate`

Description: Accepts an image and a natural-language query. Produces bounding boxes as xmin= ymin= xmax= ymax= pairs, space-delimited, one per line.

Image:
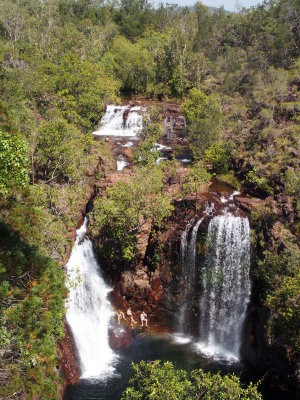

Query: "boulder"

xmin=234 ymin=195 xmax=262 ymax=213
xmin=109 ymin=325 xmax=133 ymax=349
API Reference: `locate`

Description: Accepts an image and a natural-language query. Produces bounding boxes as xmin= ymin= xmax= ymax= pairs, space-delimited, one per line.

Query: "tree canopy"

xmin=122 ymin=361 xmax=262 ymax=400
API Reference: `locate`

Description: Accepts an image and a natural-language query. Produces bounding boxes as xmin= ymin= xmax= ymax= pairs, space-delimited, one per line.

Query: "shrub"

xmin=121 ymin=361 xmax=262 ymax=400
xmin=204 ymin=142 xmax=229 ymax=174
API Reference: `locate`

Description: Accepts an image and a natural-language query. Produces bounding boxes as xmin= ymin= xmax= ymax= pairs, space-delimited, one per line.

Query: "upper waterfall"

xmin=197 ymin=213 xmax=251 ymax=361
xmin=65 ymin=218 xmax=116 ymax=379
xmin=93 ymin=105 xmax=143 ymax=137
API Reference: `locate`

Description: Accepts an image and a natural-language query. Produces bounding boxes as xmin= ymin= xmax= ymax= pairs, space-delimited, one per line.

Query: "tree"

xmin=90 ymin=165 xmax=173 ymax=265
xmin=121 ymin=361 xmax=262 ymax=400
xmin=114 ymin=0 xmax=154 ymax=41
xmin=133 ymin=106 xmax=163 ymax=166
xmin=181 ymin=88 xmax=222 ymax=159
xmin=107 ymin=36 xmax=155 ymax=94
xmin=204 ymin=142 xmax=229 ymax=174
xmin=0 ymin=130 xmax=28 ymax=197
xmin=267 ymin=269 xmax=300 ymax=357
xmin=122 ymin=361 xmax=191 ymax=400
xmin=182 ymin=162 xmax=211 ymax=212
xmin=35 ymin=118 xmax=91 ymax=183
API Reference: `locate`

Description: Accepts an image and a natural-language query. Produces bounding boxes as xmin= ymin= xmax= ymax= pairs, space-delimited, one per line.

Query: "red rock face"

xmin=234 ymin=195 xmax=262 ymax=213
xmin=58 ymin=323 xmax=81 ymax=389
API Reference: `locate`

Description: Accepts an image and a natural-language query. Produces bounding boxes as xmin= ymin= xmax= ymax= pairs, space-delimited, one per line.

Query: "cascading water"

xmin=179 ymin=217 xmax=202 ymax=331
xmin=197 ymin=213 xmax=251 ymax=361
xmin=93 ymin=105 xmax=143 ymax=137
xmin=116 ymin=155 xmax=128 ymax=171
xmin=65 ymin=217 xmax=116 ymax=379
xmin=178 ymin=204 xmax=214 ymax=332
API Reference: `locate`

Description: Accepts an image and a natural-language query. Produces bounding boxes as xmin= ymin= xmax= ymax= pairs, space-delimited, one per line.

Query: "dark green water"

xmin=63 ymin=333 xmax=244 ymax=400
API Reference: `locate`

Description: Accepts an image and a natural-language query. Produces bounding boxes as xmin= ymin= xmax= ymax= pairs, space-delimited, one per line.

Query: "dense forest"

xmin=0 ymin=0 xmax=299 ymax=399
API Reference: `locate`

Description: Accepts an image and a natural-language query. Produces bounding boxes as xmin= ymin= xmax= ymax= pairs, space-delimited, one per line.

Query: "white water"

xmin=197 ymin=213 xmax=251 ymax=361
xmin=156 ymin=157 xmax=168 ymax=164
xmin=117 ymin=155 xmax=128 ymax=171
xmin=155 ymin=143 xmax=172 ymax=151
xmin=93 ymin=105 xmax=143 ymax=137
xmin=117 ymin=141 xmax=134 ymax=148
xmin=220 ymin=191 xmax=241 ymax=204
xmin=179 ymin=204 xmax=215 ymax=331
xmin=179 ymin=217 xmax=204 ymax=330
xmin=65 ymin=218 xmax=116 ymax=379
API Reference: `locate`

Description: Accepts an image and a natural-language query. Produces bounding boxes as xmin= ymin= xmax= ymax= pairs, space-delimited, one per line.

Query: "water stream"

xmin=176 ymin=196 xmax=251 ymax=363
xmin=93 ymin=105 xmax=143 ymax=137
xmin=65 ymin=218 xmax=116 ymax=379
xmin=116 ymin=155 xmax=128 ymax=171
xmin=197 ymin=213 xmax=251 ymax=361
xmin=179 ymin=217 xmax=202 ymax=331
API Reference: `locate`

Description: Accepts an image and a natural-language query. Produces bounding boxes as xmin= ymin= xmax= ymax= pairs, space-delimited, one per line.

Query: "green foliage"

xmin=35 ymin=118 xmax=92 ymax=183
xmin=122 ymin=361 xmax=191 ymax=400
xmin=114 ymin=0 xmax=154 ymax=41
xmin=190 ymin=369 xmax=262 ymax=400
xmin=0 ymin=222 xmax=65 ymax=399
xmin=251 ymin=201 xmax=300 ymax=358
xmin=283 ymin=169 xmax=300 ymax=198
xmin=90 ymin=165 xmax=173 ymax=266
xmin=0 ymin=130 xmax=28 ymax=197
xmin=182 ymin=162 xmax=211 ymax=211
xmin=133 ymin=138 xmax=161 ymax=166
xmin=204 ymin=142 xmax=229 ymax=174
xmin=217 ymin=172 xmax=241 ymax=190
xmin=31 ymin=55 xmax=120 ymax=130
xmin=243 ymin=169 xmax=274 ymax=196
xmin=107 ymin=36 xmax=155 ymax=93
xmin=253 ymin=241 xmax=300 ymax=302
xmin=133 ymin=106 xmax=163 ymax=166
xmin=121 ymin=361 xmax=262 ymax=400
xmin=267 ymin=269 xmax=300 ymax=356
xmin=139 ymin=106 xmax=163 ymax=142
xmin=181 ymin=89 xmax=222 ymax=159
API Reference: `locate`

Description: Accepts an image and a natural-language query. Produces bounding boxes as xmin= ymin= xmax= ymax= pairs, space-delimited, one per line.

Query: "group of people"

xmin=116 ymin=307 xmax=148 ymax=328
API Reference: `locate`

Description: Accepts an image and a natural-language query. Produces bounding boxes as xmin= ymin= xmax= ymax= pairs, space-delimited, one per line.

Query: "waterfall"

xmin=93 ymin=105 xmax=143 ymax=137
xmin=116 ymin=155 xmax=128 ymax=171
xmin=197 ymin=213 xmax=251 ymax=361
xmin=179 ymin=204 xmax=215 ymax=332
xmin=65 ymin=217 xmax=116 ymax=379
xmin=179 ymin=217 xmax=203 ymax=331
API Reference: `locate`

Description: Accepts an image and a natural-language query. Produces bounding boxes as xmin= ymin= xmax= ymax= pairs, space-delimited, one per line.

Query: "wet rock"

xmin=109 ymin=325 xmax=133 ymax=349
xmin=148 ymin=274 xmax=164 ymax=309
xmin=58 ymin=323 xmax=80 ymax=386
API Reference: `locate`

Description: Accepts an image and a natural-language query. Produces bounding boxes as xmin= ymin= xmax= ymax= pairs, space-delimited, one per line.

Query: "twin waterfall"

xmin=180 ymin=210 xmax=251 ymax=361
xmin=65 ymin=207 xmax=251 ymax=380
xmin=65 ymin=218 xmax=116 ymax=379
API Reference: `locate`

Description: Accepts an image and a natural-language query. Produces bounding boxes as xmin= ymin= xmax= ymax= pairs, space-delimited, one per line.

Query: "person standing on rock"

xmin=117 ymin=310 xmax=126 ymax=325
xmin=127 ymin=307 xmax=136 ymax=328
xmin=140 ymin=310 xmax=148 ymax=327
